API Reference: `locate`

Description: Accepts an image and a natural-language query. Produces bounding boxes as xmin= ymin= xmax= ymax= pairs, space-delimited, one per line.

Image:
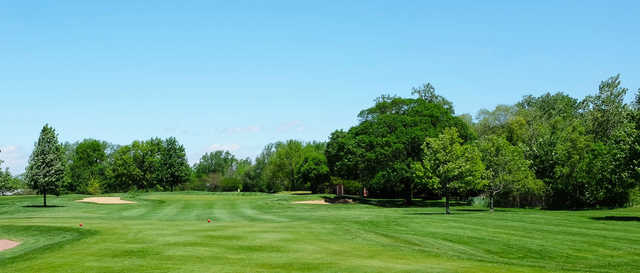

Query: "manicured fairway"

xmin=1 ymin=192 xmax=640 ymax=272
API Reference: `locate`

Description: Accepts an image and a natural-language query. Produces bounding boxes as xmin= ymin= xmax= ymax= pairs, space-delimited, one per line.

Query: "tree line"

xmin=6 ymin=75 xmax=639 ymax=210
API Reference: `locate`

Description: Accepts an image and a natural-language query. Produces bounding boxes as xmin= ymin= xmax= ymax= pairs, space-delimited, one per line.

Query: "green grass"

xmin=1 ymin=192 xmax=640 ymax=272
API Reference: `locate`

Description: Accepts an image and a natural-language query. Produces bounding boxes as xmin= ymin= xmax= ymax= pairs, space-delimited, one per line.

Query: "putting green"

xmin=1 ymin=192 xmax=639 ymax=272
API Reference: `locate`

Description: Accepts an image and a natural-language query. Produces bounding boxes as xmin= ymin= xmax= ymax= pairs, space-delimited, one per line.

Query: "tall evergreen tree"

xmin=26 ymin=124 xmax=65 ymax=207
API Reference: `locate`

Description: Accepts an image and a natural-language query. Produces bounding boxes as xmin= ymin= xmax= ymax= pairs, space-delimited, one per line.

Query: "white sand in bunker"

xmin=0 ymin=240 xmax=20 ymax=252
xmin=76 ymin=197 xmax=136 ymax=204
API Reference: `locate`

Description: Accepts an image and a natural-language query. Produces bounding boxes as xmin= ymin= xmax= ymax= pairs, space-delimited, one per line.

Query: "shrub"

xmin=87 ymin=178 xmax=102 ymax=195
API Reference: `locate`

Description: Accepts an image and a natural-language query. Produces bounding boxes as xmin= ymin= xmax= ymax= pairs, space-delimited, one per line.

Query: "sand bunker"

xmin=0 ymin=240 xmax=20 ymax=251
xmin=76 ymin=197 xmax=136 ymax=204
xmin=293 ymin=199 xmax=353 ymax=205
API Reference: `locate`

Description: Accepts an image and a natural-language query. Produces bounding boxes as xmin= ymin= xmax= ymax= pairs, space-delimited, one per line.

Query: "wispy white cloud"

xmin=0 ymin=145 xmax=28 ymax=174
xmin=206 ymin=143 xmax=241 ymax=152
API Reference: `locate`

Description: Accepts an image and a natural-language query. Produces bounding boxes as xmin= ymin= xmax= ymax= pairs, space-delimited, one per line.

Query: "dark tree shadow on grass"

xmin=346 ymin=196 xmax=470 ymax=208
xmin=407 ymin=209 xmax=509 ymax=216
xmin=22 ymin=205 xmax=65 ymax=208
xmin=590 ymin=216 xmax=640 ymax=222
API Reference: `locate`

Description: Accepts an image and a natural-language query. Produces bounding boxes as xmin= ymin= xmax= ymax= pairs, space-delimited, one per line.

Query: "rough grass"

xmin=1 ymin=192 xmax=639 ymax=272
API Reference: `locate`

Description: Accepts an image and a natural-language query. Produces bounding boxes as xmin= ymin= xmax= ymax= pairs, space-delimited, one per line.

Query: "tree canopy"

xmin=26 ymin=125 xmax=66 ymax=206
xmin=327 ymin=85 xmax=474 ymax=204
xmin=413 ymin=127 xmax=486 ymax=214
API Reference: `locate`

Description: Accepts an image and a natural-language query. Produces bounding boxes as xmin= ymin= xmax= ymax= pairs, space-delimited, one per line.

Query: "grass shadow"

xmin=320 ymin=196 xmax=356 ymax=204
xmin=407 ymin=209 xmax=502 ymax=216
xmin=21 ymin=205 xmax=66 ymax=208
xmin=590 ymin=216 xmax=640 ymax=222
xmin=346 ymin=196 xmax=469 ymax=208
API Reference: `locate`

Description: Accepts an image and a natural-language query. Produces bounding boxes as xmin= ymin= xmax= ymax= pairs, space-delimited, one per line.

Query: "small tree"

xmin=413 ymin=128 xmax=486 ymax=214
xmin=1 ymin=154 xmax=18 ymax=195
xmin=476 ymin=136 xmax=539 ymax=212
xmin=26 ymin=125 xmax=65 ymax=207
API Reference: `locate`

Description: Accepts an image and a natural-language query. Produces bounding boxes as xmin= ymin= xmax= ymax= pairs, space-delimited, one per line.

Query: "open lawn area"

xmin=1 ymin=192 xmax=640 ymax=272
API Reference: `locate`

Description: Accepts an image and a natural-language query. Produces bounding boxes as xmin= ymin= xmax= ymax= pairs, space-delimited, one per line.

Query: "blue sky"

xmin=1 ymin=1 xmax=639 ymax=174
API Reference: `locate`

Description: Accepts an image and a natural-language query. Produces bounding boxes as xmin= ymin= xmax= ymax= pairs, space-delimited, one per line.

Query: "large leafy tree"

xmin=413 ymin=128 xmax=486 ymax=214
xmin=631 ymin=89 xmax=640 ymax=189
xmin=105 ymin=137 xmax=189 ymax=192
xmin=582 ymin=74 xmax=629 ymax=142
xmin=475 ymin=105 xmax=523 ymax=141
xmin=411 ymin=83 xmax=454 ymax=114
xmin=133 ymin=138 xmax=164 ymax=190
xmin=515 ymin=92 xmax=581 ymax=187
xmin=326 ymin=87 xmax=473 ymax=204
xmin=297 ymin=151 xmax=330 ymax=193
xmin=574 ymin=75 xmax=638 ymax=207
xmin=266 ymin=140 xmax=305 ymax=191
xmin=244 ymin=143 xmax=277 ymax=192
xmin=64 ymin=139 xmax=108 ymax=193
xmin=193 ymin=150 xmax=237 ymax=177
xmin=477 ymin=75 xmax=640 ymax=209
xmin=26 ymin=125 xmax=66 ymax=207
xmin=476 ymin=136 xmax=541 ymax=211
xmin=105 ymin=144 xmax=141 ymax=192
xmin=159 ymin=137 xmax=191 ymax=192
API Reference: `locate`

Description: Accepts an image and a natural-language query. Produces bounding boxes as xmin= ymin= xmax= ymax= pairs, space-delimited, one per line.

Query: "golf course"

xmin=1 ymin=192 xmax=639 ymax=272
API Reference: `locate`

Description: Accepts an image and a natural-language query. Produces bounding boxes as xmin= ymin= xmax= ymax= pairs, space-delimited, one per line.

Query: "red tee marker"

xmin=79 ymin=223 xmax=83 ymax=227
xmin=207 ymin=219 xmax=211 ymax=223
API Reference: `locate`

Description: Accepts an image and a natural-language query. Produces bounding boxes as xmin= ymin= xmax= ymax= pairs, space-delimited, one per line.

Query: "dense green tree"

xmin=411 ymin=83 xmax=455 ymax=114
xmin=159 ymin=137 xmax=191 ymax=192
xmin=134 ymin=138 xmax=164 ymax=190
xmin=26 ymin=125 xmax=66 ymax=207
xmin=0 ymin=154 xmax=19 ymax=195
xmin=105 ymin=144 xmax=140 ymax=192
xmin=193 ymin=151 xmax=237 ymax=177
xmin=476 ymin=136 xmax=541 ymax=211
xmin=327 ymin=89 xmax=473 ymax=204
xmin=105 ymin=137 xmax=190 ymax=192
xmin=475 ymin=105 xmax=523 ymax=141
xmin=241 ymin=144 xmax=275 ymax=192
xmin=582 ymin=74 xmax=629 ymax=142
xmin=413 ymin=128 xmax=487 ymax=214
xmin=631 ymin=89 xmax=640 ymax=188
xmin=297 ymin=151 xmax=330 ymax=193
xmin=64 ymin=139 xmax=108 ymax=193
xmin=266 ymin=140 xmax=305 ymax=191
xmin=510 ymin=92 xmax=582 ymax=208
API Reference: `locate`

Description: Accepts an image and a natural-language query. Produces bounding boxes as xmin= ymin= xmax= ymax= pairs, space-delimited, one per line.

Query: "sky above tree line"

xmin=1 ymin=0 xmax=639 ymax=174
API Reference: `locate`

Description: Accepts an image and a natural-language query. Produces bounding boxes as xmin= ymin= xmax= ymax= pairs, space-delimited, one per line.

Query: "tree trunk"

xmin=490 ymin=195 xmax=494 ymax=213
xmin=404 ymin=183 xmax=413 ymax=205
xmin=444 ymin=186 xmax=450 ymax=214
xmin=43 ymin=191 xmax=47 ymax=207
xmin=171 ymin=184 xmax=174 ymax=192
xmin=445 ymin=195 xmax=450 ymax=214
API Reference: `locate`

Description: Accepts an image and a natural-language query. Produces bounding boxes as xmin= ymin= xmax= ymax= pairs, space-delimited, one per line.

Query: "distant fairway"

xmin=1 ymin=192 xmax=640 ymax=272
